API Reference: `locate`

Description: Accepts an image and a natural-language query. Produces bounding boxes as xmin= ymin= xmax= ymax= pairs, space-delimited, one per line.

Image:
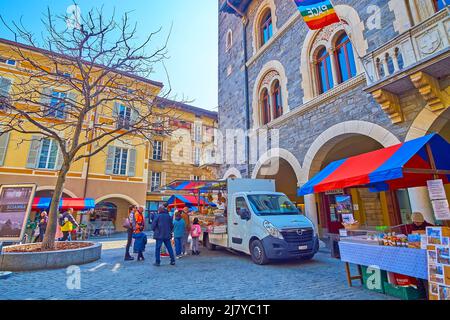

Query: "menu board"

xmin=0 ymin=184 xmax=36 ymax=242
xmin=426 ymin=227 xmax=450 ymax=300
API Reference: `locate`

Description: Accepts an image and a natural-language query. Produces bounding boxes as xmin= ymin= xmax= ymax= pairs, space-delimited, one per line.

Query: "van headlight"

xmin=263 ymin=221 xmax=283 ymax=240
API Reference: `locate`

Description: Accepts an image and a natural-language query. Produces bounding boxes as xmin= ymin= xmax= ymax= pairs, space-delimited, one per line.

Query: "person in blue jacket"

xmin=132 ymin=223 xmax=147 ymax=261
xmin=173 ymin=211 xmax=186 ymax=258
xmin=151 ymin=205 xmax=176 ymax=266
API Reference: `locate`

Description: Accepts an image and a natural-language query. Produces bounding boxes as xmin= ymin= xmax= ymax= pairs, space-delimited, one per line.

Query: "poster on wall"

xmin=427 ymin=179 xmax=450 ymax=221
xmin=0 ymin=184 xmax=37 ymax=242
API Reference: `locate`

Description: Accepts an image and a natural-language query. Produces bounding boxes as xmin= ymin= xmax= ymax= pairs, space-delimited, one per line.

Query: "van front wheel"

xmin=250 ymin=239 xmax=269 ymax=265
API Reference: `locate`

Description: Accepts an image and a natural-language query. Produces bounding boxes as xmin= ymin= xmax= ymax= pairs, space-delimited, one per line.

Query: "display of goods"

xmin=342 ymin=221 xmax=360 ymax=230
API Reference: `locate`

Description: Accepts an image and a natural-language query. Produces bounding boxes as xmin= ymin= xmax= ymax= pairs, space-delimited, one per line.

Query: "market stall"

xmin=298 ymin=133 xmax=450 ymax=299
xmin=162 ymin=180 xmax=229 ymax=246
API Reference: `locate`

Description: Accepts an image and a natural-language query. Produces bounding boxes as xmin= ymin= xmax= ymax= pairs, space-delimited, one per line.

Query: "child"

xmin=132 ymin=207 xmax=146 ymax=261
xmin=190 ymin=217 xmax=202 ymax=255
xmin=173 ymin=211 xmax=186 ymax=258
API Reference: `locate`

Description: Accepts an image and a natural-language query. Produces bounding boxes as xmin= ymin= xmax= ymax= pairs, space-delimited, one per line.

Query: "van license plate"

xmin=298 ymin=245 xmax=308 ymax=250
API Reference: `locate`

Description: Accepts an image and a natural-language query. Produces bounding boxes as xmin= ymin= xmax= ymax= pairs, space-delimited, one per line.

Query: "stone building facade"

xmin=218 ymin=0 xmax=450 ymax=235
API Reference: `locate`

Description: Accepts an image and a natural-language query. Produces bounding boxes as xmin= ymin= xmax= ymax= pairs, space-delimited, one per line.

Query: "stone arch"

xmin=406 ymin=106 xmax=449 ymax=140
xmin=252 ymin=0 xmax=278 ymax=55
xmin=223 ymin=167 xmax=242 ymax=179
xmin=36 ymin=186 xmax=78 ymax=198
xmin=252 ymin=60 xmax=289 ymax=128
xmin=251 ymin=148 xmax=302 ymax=186
xmin=300 ymin=4 xmax=369 ymax=102
xmin=301 ymin=121 xmax=400 ymax=182
xmin=95 ymin=194 xmax=139 ymax=206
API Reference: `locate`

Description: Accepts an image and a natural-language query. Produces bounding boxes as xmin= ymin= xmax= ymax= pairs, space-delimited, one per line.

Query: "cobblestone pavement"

xmin=0 ymin=233 xmax=396 ymax=300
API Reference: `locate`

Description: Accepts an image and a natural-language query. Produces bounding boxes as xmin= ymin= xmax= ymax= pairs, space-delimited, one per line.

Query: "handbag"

xmin=122 ymin=217 xmax=131 ymax=229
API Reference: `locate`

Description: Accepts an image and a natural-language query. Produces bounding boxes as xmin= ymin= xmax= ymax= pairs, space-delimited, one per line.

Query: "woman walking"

xmin=190 ymin=218 xmax=202 ymax=255
xmin=37 ymin=211 xmax=48 ymax=242
xmin=173 ymin=211 xmax=186 ymax=258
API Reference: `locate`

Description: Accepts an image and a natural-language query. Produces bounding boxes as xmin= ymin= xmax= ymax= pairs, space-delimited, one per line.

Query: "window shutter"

xmin=112 ymin=102 xmax=120 ymax=118
xmin=190 ymin=123 xmax=195 ymax=141
xmin=128 ymin=148 xmax=137 ymax=177
xmin=56 ymin=142 xmax=64 ymax=170
xmin=26 ymin=136 xmax=41 ymax=169
xmin=130 ymin=108 xmax=138 ymax=126
xmin=105 ymin=146 xmax=115 ymax=175
xmin=161 ymin=172 xmax=167 ymax=188
xmin=0 ymin=77 xmax=12 ymax=97
xmin=162 ymin=141 xmax=168 ymax=161
xmin=41 ymin=87 xmax=53 ymax=107
xmin=148 ymin=171 xmax=153 ymax=191
xmin=0 ymin=132 xmax=10 ymax=166
xmin=66 ymin=92 xmax=77 ymax=118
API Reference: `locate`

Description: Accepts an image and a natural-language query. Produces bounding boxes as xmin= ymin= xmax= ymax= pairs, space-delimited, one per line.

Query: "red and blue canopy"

xmin=32 ymin=198 xmax=96 ymax=211
xmin=298 ymin=134 xmax=450 ymax=196
xmin=162 ymin=180 xmax=227 ymax=192
xmin=167 ymin=195 xmax=217 ymax=209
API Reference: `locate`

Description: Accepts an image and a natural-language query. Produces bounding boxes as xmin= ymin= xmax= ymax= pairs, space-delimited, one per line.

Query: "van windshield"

xmin=247 ymin=195 xmax=299 ymax=216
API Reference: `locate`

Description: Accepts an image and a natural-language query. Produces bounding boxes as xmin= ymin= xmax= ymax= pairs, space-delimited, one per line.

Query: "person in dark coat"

xmin=151 ymin=205 xmax=176 ymax=266
xmin=37 ymin=211 xmax=48 ymax=242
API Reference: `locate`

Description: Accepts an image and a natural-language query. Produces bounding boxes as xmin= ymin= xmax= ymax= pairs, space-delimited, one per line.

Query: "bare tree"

xmin=0 ymin=7 xmax=174 ymax=249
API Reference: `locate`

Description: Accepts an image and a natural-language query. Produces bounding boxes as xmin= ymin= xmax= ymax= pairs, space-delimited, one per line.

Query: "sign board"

xmin=427 ymin=180 xmax=447 ymax=201
xmin=427 ymin=179 xmax=450 ymax=221
xmin=426 ymin=227 xmax=450 ymax=300
xmin=0 ymin=184 xmax=37 ymax=242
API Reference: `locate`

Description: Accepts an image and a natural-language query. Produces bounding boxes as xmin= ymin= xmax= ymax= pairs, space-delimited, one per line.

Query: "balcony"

xmin=363 ymin=8 xmax=450 ymax=123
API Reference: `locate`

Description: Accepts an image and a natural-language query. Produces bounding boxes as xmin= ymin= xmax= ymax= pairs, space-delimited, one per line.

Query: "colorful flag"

xmin=294 ymin=0 xmax=340 ymax=30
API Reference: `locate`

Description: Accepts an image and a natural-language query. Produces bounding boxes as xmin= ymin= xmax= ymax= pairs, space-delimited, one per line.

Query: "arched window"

xmin=260 ymin=10 xmax=273 ymax=47
xmin=335 ymin=33 xmax=357 ymax=83
xmin=261 ymin=89 xmax=271 ymax=125
xmin=316 ymin=47 xmax=334 ymax=94
xmin=271 ymin=80 xmax=282 ymax=119
xmin=226 ymin=29 xmax=233 ymax=51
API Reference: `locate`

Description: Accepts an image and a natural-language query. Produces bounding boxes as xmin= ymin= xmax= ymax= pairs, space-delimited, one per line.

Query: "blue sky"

xmin=0 ymin=0 xmax=219 ymax=111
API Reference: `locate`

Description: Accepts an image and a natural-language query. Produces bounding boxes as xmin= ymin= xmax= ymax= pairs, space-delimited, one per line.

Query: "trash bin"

xmin=329 ymin=234 xmax=340 ymax=259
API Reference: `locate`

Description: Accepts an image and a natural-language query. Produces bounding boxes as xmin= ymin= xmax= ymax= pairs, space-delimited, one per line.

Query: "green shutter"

xmin=112 ymin=102 xmax=120 ymax=118
xmin=105 ymin=146 xmax=115 ymax=175
xmin=41 ymin=87 xmax=53 ymax=106
xmin=0 ymin=132 xmax=10 ymax=166
xmin=128 ymin=148 xmax=137 ymax=177
xmin=0 ymin=77 xmax=12 ymax=97
xmin=130 ymin=108 xmax=138 ymax=126
xmin=26 ymin=135 xmax=41 ymax=169
xmin=56 ymin=141 xmax=65 ymax=170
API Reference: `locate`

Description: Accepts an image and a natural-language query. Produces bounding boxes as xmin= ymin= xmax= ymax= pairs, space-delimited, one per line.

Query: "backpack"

xmin=191 ymin=224 xmax=201 ymax=238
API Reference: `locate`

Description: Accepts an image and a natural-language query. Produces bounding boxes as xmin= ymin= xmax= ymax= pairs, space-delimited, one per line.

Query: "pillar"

xmin=304 ymin=194 xmax=319 ymax=232
xmin=408 ymin=186 xmax=435 ymax=223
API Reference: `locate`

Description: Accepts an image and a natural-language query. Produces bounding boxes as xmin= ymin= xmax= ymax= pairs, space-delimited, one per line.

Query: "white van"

xmin=203 ymin=179 xmax=319 ymax=265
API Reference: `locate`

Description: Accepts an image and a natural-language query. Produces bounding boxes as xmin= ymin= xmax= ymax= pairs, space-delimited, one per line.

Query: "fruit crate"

xmin=361 ymin=266 xmax=387 ymax=294
xmin=383 ymin=282 xmax=426 ymax=300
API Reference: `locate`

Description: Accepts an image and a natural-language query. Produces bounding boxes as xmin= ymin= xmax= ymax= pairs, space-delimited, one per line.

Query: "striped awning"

xmin=32 ymin=198 xmax=96 ymax=211
xmin=162 ymin=180 xmax=227 ymax=192
xmin=167 ymin=195 xmax=217 ymax=208
xmin=298 ymin=134 xmax=450 ymax=195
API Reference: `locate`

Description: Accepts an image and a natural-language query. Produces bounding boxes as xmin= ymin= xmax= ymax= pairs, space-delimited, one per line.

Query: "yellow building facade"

xmin=145 ymin=97 xmax=219 ymax=215
xmin=0 ymin=38 xmax=217 ymax=232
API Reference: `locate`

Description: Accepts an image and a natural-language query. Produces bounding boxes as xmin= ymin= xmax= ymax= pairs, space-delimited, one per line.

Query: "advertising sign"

xmin=0 ymin=184 xmax=37 ymax=242
xmin=427 ymin=179 xmax=450 ymax=221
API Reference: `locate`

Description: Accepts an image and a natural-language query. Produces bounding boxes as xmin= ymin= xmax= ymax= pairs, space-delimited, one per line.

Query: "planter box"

xmin=0 ymin=242 xmax=102 ymax=272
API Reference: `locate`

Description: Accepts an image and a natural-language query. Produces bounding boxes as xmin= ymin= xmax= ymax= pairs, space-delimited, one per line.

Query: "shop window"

xmin=260 ymin=88 xmax=271 ymax=125
xmin=271 ymin=80 xmax=282 ymax=119
xmin=316 ymin=47 xmax=334 ymax=94
xmin=260 ymin=9 xmax=273 ymax=47
xmin=335 ymin=33 xmax=357 ymax=84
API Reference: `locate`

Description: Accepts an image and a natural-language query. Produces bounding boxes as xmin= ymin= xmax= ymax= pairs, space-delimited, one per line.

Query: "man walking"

xmin=180 ymin=207 xmax=191 ymax=255
xmin=124 ymin=205 xmax=136 ymax=261
xmin=152 ymin=204 xmax=176 ymax=266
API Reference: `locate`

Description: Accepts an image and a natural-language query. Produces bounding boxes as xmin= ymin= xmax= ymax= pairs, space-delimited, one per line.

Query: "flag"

xmin=294 ymin=0 xmax=340 ymax=30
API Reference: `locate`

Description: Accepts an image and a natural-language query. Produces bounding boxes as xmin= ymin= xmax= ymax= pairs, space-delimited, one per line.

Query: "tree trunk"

xmin=41 ymin=165 xmax=70 ymax=250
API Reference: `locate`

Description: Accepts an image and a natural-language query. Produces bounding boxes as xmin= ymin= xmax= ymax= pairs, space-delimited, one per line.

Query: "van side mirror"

xmin=240 ymin=208 xmax=251 ymax=220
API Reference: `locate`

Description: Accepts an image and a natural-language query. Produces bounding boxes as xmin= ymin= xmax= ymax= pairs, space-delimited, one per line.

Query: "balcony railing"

xmin=363 ymin=8 xmax=449 ymax=85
